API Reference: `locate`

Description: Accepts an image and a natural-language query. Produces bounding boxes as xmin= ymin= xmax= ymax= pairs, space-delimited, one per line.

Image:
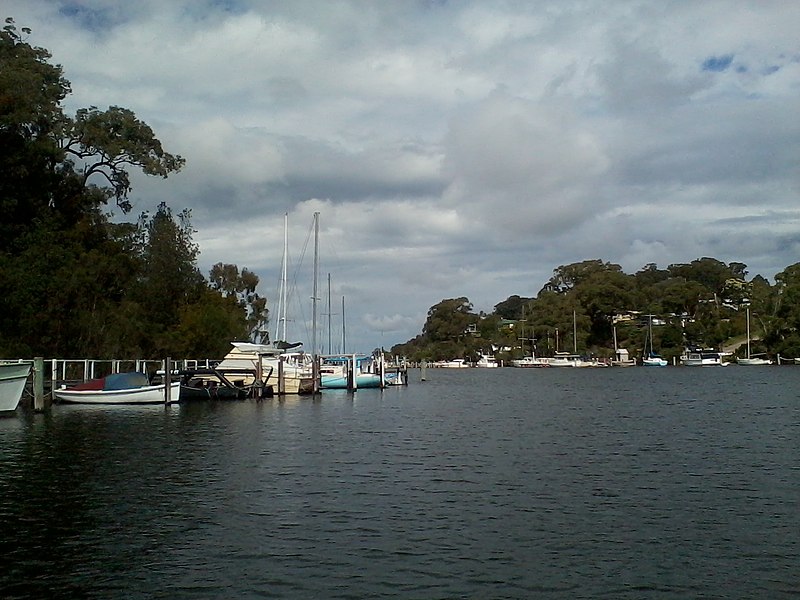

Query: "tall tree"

xmin=209 ymin=262 xmax=269 ymax=342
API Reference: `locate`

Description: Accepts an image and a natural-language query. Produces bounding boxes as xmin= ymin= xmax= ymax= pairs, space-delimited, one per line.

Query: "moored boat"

xmin=642 ymin=315 xmax=668 ymax=366
xmin=737 ymin=308 xmax=772 ymax=365
xmin=0 ymin=361 xmax=32 ymax=412
xmin=680 ymin=348 xmax=728 ymax=367
xmin=54 ymin=372 xmax=181 ymax=404
xmin=214 ymin=342 xmax=315 ymax=394
xmin=510 ymin=355 xmax=550 ymax=368
xmin=436 ymin=359 xmax=471 ymax=368
xmin=475 ymin=353 xmax=499 ymax=368
xmin=320 ymin=355 xmax=383 ymax=389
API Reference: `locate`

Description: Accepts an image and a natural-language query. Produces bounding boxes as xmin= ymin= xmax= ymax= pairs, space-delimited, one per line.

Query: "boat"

xmin=178 ymin=367 xmax=268 ymax=400
xmin=548 ymin=352 xmax=588 ymax=367
xmin=0 ymin=361 xmax=32 ymax=412
xmin=612 ymin=347 xmax=638 ymax=367
xmin=611 ymin=326 xmax=637 ymax=367
xmin=54 ymin=372 xmax=181 ymax=404
xmin=475 ymin=353 xmax=499 ymax=368
xmin=737 ymin=308 xmax=772 ymax=365
xmin=214 ymin=342 xmax=315 ymax=394
xmin=436 ymin=359 xmax=471 ymax=368
xmin=680 ymin=348 xmax=728 ymax=367
xmin=642 ymin=315 xmax=668 ymax=366
xmin=320 ymin=355 xmax=383 ymax=389
xmin=510 ymin=355 xmax=550 ymax=368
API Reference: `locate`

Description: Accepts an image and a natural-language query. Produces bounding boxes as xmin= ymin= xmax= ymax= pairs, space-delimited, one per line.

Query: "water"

xmin=1 ymin=367 xmax=798 ymax=599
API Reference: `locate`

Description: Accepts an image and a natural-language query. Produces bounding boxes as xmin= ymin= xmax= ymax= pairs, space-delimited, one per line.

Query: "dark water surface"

xmin=1 ymin=367 xmax=798 ymax=599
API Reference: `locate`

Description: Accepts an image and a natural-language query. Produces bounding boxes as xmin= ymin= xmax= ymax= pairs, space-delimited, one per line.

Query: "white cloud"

xmin=6 ymin=0 xmax=800 ymax=351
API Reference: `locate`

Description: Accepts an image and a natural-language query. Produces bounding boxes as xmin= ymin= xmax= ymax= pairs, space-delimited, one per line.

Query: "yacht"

xmin=680 ymin=348 xmax=728 ymax=367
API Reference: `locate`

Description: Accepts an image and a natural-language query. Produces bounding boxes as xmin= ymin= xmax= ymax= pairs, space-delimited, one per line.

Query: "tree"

xmin=494 ymin=295 xmax=531 ymax=320
xmin=422 ymin=298 xmax=475 ymax=343
xmin=541 ymin=260 xmax=623 ymax=294
xmin=209 ymin=262 xmax=269 ymax=342
xmin=61 ymin=106 xmax=185 ymax=213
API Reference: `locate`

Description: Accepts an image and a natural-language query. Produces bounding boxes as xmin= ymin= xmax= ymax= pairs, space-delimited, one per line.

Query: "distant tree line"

xmin=391 ymin=258 xmax=800 ymax=363
xmin=0 ymin=19 xmax=266 ymax=359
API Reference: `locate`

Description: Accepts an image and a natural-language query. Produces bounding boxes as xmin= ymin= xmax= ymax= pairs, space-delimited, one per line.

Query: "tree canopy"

xmin=0 ymin=19 xmax=258 ymax=360
xmin=392 ymin=257 xmax=800 ymax=363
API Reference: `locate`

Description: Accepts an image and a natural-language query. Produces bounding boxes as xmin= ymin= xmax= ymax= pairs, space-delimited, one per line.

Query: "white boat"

xmin=475 ymin=353 xmax=499 ymax=368
xmin=0 ymin=361 xmax=32 ymax=412
xmin=611 ymin=327 xmax=637 ymax=367
xmin=54 ymin=372 xmax=181 ymax=404
xmin=642 ymin=354 xmax=668 ymax=367
xmin=320 ymin=355 xmax=383 ymax=389
xmin=612 ymin=347 xmax=637 ymax=367
xmin=215 ymin=342 xmax=315 ymax=394
xmin=548 ymin=352 xmax=588 ymax=367
xmin=642 ymin=315 xmax=668 ymax=367
xmin=737 ymin=308 xmax=772 ymax=365
xmin=437 ymin=359 xmax=471 ymax=368
xmin=680 ymin=348 xmax=728 ymax=367
xmin=510 ymin=355 xmax=550 ymax=368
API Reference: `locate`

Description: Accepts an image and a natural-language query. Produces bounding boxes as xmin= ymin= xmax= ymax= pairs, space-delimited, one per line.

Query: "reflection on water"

xmin=1 ymin=367 xmax=799 ymax=598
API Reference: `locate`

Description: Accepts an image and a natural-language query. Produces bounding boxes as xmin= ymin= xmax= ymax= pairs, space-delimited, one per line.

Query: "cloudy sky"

xmin=7 ymin=0 xmax=800 ymax=352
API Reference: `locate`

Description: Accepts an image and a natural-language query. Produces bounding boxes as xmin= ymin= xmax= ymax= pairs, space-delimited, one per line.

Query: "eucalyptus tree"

xmin=0 ymin=19 xmax=185 ymax=357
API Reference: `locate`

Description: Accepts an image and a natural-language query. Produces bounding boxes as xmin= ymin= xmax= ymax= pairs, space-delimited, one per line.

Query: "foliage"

xmin=392 ymin=258 xmax=795 ymax=364
xmin=0 ymin=20 xmax=252 ymax=360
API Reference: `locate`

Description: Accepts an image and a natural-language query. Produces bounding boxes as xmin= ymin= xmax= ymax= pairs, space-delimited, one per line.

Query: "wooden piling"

xmin=33 ymin=357 xmax=46 ymax=411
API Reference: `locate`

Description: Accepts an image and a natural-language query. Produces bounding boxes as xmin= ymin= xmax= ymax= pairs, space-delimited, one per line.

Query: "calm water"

xmin=1 ymin=367 xmax=798 ymax=599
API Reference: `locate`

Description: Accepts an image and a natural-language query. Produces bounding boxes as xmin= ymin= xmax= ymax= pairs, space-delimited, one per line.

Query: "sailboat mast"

xmin=274 ymin=212 xmax=288 ymax=343
xmin=746 ymin=307 xmax=751 ymax=359
xmin=573 ymin=310 xmax=577 ymax=354
xmin=312 ymin=212 xmax=319 ymax=357
xmin=327 ymin=273 xmax=332 ymax=355
xmin=341 ymin=296 xmax=346 ymax=354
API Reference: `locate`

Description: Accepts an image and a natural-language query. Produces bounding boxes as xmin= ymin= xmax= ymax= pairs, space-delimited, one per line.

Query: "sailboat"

xmin=510 ymin=310 xmax=550 ymax=367
xmin=611 ymin=325 xmax=637 ymax=366
xmin=213 ymin=213 xmax=315 ymax=394
xmin=737 ymin=308 xmax=772 ymax=365
xmin=642 ymin=315 xmax=668 ymax=367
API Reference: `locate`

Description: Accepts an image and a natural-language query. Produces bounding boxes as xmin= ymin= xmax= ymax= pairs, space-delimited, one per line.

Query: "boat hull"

xmin=642 ymin=357 xmax=668 ymax=367
xmin=321 ymin=374 xmax=383 ymax=389
xmin=736 ymin=358 xmax=772 ymax=366
xmin=0 ymin=362 xmax=31 ymax=412
xmin=55 ymin=381 xmax=181 ymax=404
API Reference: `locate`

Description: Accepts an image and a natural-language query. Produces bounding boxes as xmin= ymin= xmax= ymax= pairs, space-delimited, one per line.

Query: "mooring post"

xmin=33 ymin=357 xmax=45 ymax=411
xmin=347 ymin=355 xmax=356 ymax=391
xmin=164 ymin=357 xmax=172 ymax=404
xmin=278 ymin=358 xmax=285 ymax=395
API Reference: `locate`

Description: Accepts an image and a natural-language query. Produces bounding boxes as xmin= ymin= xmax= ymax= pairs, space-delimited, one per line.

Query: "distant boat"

xmin=54 ymin=372 xmax=180 ymax=404
xmin=510 ymin=355 xmax=550 ymax=368
xmin=737 ymin=308 xmax=772 ymax=365
xmin=437 ymin=359 xmax=471 ymax=368
xmin=642 ymin=315 xmax=668 ymax=367
xmin=611 ymin=326 xmax=637 ymax=367
xmin=680 ymin=348 xmax=727 ymax=367
xmin=475 ymin=353 xmax=499 ymax=368
xmin=0 ymin=361 xmax=31 ymax=412
xmin=548 ymin=352 xmax=589 ymax=367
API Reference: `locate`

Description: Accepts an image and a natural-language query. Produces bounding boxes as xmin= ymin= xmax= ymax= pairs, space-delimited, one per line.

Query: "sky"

xmin=6 ymin=0 xmax=800 ymax=353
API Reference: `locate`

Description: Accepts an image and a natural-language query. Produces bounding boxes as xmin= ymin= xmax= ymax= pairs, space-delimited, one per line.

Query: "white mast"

xmin=327 ymin=273 xmax=332 ymax=355
xmin=341 ymin=296 xmax=346 ymax=354
xmin=746 ymin=307 xmax=751 ymax=359
xmin=274 ymin=213 xmax=288 ymax=343
xmin=312 ymin=212 xmax=319 ymax=357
